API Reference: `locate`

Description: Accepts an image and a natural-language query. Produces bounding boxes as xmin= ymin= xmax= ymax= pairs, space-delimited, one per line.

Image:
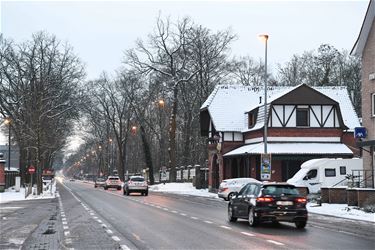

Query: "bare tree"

xmin=0 ymin=32 xmax=85 ymax=193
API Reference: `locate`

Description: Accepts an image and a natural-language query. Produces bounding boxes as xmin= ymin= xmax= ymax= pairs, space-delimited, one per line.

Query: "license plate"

xmin=276 ymin=201 xmax=293 ymax=206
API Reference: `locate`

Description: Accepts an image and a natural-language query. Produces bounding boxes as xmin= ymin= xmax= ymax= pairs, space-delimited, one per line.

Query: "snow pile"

xmin=149 ymin=182 xmax=218 ymax=198
xmin=307 ymin=203 xmax=375 ymax=222
xmin=0 ymin=181 xmax=57 ymax=204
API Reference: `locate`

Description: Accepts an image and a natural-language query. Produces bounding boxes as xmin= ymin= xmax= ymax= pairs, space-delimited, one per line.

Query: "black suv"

xmin=228 ymin=182 xmax=308 ymax=228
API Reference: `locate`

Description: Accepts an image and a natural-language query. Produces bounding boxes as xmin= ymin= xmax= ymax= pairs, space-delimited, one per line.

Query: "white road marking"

xmin=220 ymin=225 xmax=232 ymax=230
xmin=241 ymin=232 xmax=255 ymax=237
xmin=64 ymin=231 xmax=71 ymax=236
xmin=204 ymin=220 xmax=213 ymax=224
xmin=93 ymin=216 xmax=98 ymax=219
xmin=62 ymin=218 xmax=67 ymax=221
xmin=172 ymin=211 xmax=178 ymax=214
xmin=63 ymin=221 xmax=67 ymax=225
xmin=0 ymin=207 xmax=23 ymax=210
xmin=63 ymin=226 xmax=69 ymax=230
xmin=163 ymin=208 xmax=169 ymax=211
xmin=89 ymin=212 xmax=95 ymax=216
xmin=180 ymin=213 xmax=187 ymax=216
xmin=191 ymin=216 xmax=198 ymax=220
xmin=101 ymin=224 xmax=107 ymax=228
xmin=97 ymin=219 xmax=102 ymax=223
xmin=112 ymin=236 xmax=121 ymax=241
xmin=267 ymin=240 xmax=285 ymax=246
xmin=106 ymin=229 xmax=113 ymax=234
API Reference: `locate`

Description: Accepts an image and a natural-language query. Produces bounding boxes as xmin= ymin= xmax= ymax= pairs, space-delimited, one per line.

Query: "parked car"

xmin=227 ymin=182 xmax=308 ymax=229
xmin=104 ymin=176 xmax=122 ymax=190
xmin=123 ymin=176 xmax=148 ymax=196
xmin=218 ymin=178 xmax=261 ymax=201
xmin=287 ymin=158 xmax=363 ymax=193
xmin=94 ymin=177 xmax=106 ymax=188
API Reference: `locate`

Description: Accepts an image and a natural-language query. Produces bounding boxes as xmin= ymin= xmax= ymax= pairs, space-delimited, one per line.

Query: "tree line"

xmin=0 ymin=16 xmax=361 ymax=190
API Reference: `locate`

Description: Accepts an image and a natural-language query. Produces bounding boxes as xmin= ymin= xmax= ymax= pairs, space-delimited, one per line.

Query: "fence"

xmin=5 ymin=169 xmax=19 ymax=189
xmin=153 ymin=165 xmax=208 ymax=189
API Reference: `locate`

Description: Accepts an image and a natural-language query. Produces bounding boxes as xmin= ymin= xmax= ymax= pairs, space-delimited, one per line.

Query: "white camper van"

xmin=287 ymin=158 xmax=363 ymax=194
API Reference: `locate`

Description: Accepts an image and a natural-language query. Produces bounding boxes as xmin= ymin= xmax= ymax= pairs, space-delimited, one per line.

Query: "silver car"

xmin=123 ymin=176 xmax=148 ymax=196
xmin=218 ymin=178 xmax=261 ymax=201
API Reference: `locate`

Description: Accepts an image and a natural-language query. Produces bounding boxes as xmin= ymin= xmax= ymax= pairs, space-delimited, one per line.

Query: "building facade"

xmin=200 ymin=84 xmax=360 ymax=191
xmin=351 ymin=0 xmax=375 ymax=188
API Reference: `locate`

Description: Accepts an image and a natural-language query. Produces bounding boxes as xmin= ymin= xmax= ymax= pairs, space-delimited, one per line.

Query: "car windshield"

xmin=131 ymin=177 xmax=144 ymax=182
xmin=97 ymin=178 xmax=105 ymax=181
xmin=262 ymin=185 xmax=299 ymax=196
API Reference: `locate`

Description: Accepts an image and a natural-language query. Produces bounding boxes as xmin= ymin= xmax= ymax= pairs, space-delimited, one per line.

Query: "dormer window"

xmin=296 ymin=108 xmax=309 ymax=127
xmin=248 ymin=111 xmax=256 ymax=128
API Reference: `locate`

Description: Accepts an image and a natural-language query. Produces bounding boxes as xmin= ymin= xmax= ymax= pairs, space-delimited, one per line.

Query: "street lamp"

xmin=258 ymin=34 xmax=269 ymax=154
xmin=3 ymin=117 xmax=11 ymax=170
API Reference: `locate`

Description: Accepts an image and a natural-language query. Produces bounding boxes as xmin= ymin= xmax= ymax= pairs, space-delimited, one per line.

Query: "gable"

xmin=273 ymin=84 xmax=338 ymax=105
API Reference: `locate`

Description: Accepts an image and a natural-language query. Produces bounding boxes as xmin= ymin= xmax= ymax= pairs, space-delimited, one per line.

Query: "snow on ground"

xmin=150 ymin=182 xmax=218 ymax=198
xmin=1 ymin=181 xmax=373 ymax=222
xmin=150 ymin=182 xmax=374 ymax=223
xmin=0 ymin=181 xmax=57 ymax=204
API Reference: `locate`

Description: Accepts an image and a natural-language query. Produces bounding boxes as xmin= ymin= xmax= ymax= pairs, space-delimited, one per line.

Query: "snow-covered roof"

xmin=223 ymin=142 xmax=353 ymax=156
xmin=200 ymin=84 xmax=360 ymax=132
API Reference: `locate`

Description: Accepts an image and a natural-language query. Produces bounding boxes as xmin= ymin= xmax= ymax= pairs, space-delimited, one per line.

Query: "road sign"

xmin=28 ymin=165 xmax=36 ymax=174
xmin=261 ymin=153 xmax=271 ymax=180
xmin=354 ymin=127 xmax=367 ymax=139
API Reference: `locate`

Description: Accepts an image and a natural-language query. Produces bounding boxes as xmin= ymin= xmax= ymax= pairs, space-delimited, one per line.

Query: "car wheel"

xmin=126 ymin=189 xmax=130 ymax=196
xmin=104 ymin=186 xmax=108 ymax=190
xmin=123 ymin=189 xmax=126 ymax=195
xmin=94 ymin=185 xmax=97 ymax=188
xmin=117 ymin=187 xmax=121 ymax=191
xmin=227 ymin=204 xmax=237 ymax=222
xmin=228 ymin=192 xmax=235 ymax=201
xmin=295 ymin=221 xmax=307 ymax=229
xmin=248 ymin=207 xmax=258 ymax=227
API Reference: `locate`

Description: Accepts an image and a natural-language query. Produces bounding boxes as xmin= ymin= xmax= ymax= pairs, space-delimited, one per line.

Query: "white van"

xmin=287 ymin=158 xmax=363 ymax=194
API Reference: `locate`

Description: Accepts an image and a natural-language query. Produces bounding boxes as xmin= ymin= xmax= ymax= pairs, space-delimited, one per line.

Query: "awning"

xmin=223 ymin=142 xmax=353 ymax=157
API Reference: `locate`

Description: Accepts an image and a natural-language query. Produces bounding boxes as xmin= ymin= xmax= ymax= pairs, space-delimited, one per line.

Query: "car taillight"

xmin=295 ymin=198 xmax=307 ymax=204
xmin=256 ymin=197 xmax=274 ymax=202
xmin=219 ymin=187 xmax=228 ymax=192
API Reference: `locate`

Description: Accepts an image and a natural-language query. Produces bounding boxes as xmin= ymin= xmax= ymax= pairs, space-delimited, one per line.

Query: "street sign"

xmin=354 ymin=127 xmax=367 ymax=139
xmin=28 ymin=165 xmax=36 ymax=174
xmin=261 ymin=153 xmax=271 ymax=180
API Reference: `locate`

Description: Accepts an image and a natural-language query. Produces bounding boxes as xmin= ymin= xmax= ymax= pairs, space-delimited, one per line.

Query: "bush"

xmin=362 ymin=196 xmax=375 ymax=213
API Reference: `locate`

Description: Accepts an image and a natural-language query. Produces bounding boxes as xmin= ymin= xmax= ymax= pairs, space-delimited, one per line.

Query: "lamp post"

xmin=4 ymin=117 xmax=11 ymax=170
xmin=258 ymin=34 xmax=269 ymax=154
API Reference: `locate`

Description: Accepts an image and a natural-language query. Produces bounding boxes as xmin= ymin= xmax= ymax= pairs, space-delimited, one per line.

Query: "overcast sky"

xmin=0 ymin=0 xmax=370 ymax=145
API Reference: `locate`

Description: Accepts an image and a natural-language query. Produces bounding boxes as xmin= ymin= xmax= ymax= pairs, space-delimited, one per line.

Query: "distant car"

xmin=69 ymin=178 xmax=75 ymax=182
xmin=227 ymin=182 xmax=308 ymax=228
xmin=218 ymin=178 xmax=261 ymax=201
xmin=123 ymin=176 xmax=148 ymax=196
xmin=94 ymin=177 xmax=106 ymax=188
xmin=104 ymin=176 xmax=122 ymax=190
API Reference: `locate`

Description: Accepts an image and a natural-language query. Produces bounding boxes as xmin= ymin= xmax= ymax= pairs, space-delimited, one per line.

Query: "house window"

xmin=340 ymin=166 xmax=346 ymax=175
xmin=325 ymin=168 xmax=336 ymax=177
xmin=372 ymin=93 xmax=375 ymax=117
xmin=248 ymin=112 xmax=256 ymax=128
xmin=296 ymin=108 xmax=309 ymax=127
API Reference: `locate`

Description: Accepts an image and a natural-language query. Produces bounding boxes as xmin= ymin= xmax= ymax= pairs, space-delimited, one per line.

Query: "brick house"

xmin=351 ymin=0 xmax=375 ymax=188
xmin=200 ymin=84 xmax=360 ymax=191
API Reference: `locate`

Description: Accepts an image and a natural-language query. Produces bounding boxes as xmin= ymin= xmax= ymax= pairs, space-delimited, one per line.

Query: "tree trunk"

xmin=168 ymin=87 xmax=178 ymax=182
xmin=140 ymin=125 xmax=155 ymax=185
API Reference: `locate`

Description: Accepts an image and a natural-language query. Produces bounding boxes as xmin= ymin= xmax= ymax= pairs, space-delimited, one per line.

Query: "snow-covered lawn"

xmin=150 ymin=182 xmax=218 ymax=198
xmin=0 ymin=181 xmax=57 ymax=204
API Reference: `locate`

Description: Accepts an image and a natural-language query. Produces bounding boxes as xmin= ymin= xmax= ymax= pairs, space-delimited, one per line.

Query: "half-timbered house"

xmin=200 ymin=84 xmax=360 ymax=191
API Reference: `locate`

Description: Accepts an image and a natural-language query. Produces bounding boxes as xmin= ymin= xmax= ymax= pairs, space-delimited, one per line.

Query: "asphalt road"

xmin=58 ymin=180 xmax=375 ymax=250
